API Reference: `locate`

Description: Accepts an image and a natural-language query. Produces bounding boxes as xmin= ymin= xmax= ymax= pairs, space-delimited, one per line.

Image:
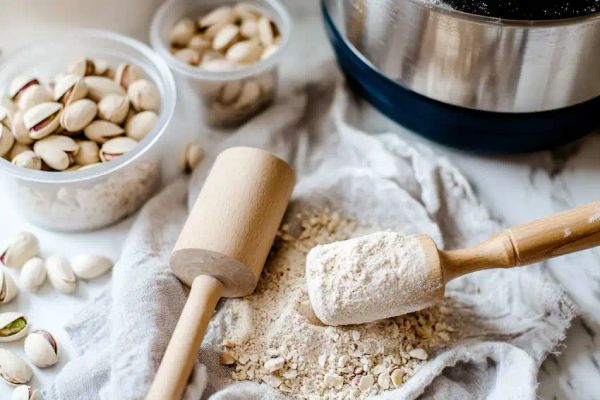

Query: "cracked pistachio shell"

xmin=12 ymin=151 xmax=41 ymax=170
xmin=98 ymin=95 xmax=130 ymax=124
xmin=20 ymin=257 xmax=46 ymax=292
xmin=23 ymin=102 xmax=62 ymax=140
xmin=67 ymin=57 xmax=96 ymax=77
xmin=0 ymin=349 xmax=32 ymax=385
xmin=212 ymin=24 xmax=240 ymax=51
xmin=170 ymin=18 xmax=196 ymax=46
xmin=53 ymin=74 xmax=88 ymax=105
xmin=24 ymin=330 xmax=59 ymax=368
xmin=11 ymin=385 xmax=40 ymax=400
xmin=0 ymin=312 xmax=28 ymax=342
xmin=10 ymin=112 xmax=32 ymax=145
xmin=127 ymin=79 xmax=160 ymax=112
xmin=8 ymin=143 xmax=31 ymax=161
xmin=45 ymin=255 xmax=76 ymax=293
xmin=84 ymin=76 xmax=125 ymax=102
xmin=0 ymin=124 xmax=15 ymax=157
xmin=100 ymin=137 xmax=137 ymax=162
xmin=226 ymin=39 xmax=262 ymax=63
xmin=125 ymin=111 xmax=158 ymax=141
xmin=33 ymin=135 xmax=79 ymax=171
xmin=71 ymin=254 xmax=113 ymax=279
xmin=0 ymin=271 xmax=18 ymax=304
xmin=74 ymin=140 xmax=100 ymax=166
xmin=173 ymin=48 xmax=201 ymax=65
xmin=1 ymin=232 xmax=38 ymax=268
xmin=8 ymin=76 xmax=39 ymax=100
xmin=83 ymin=120 xmax=124 ymax=143
xmin=115 ymin=63 xmax=142 ymax=90
xmin=59 ymin=99 xmax=97 ymax=132
xmin=199 ymin=6 xmax=236 ymax=28
xmin=17 ymin=85 xmax=52 ymax=112
xmin=180 ymin=141 xmax=204 ymax=173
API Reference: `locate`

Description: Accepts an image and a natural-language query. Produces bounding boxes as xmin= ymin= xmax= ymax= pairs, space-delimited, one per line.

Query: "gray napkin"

xmin=44 ymin=68 xmax=576 ymax=400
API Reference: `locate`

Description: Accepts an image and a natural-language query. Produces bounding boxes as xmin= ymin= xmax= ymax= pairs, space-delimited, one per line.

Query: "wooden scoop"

xmin=146 ymin=147 xmax=295 ymax=400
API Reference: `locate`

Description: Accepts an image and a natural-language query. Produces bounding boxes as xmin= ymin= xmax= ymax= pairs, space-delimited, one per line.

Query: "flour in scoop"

xmin=306 ymin=232 xmax=444 ymax=326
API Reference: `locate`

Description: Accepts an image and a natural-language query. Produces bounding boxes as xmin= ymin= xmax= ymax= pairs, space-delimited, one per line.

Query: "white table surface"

xmin=1 ymin=1 xmax=599 ymax=399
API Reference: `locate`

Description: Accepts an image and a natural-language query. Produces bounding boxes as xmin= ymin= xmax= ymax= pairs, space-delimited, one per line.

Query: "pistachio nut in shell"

xmin=0 ymin=349 xmax=32 ymax=385
xmin=60 ymin=99 xmax=97 ymax=132
xmin=127 ymin=79 xmax=160 ymax=112
xmin=240 ymin=18 xmax=258 ymax=38
xmin=170 ymin=18 xmax=196 ymax=46
xmin=234 ymin=2 xmax=261 ymax=20
xmin=83 ymin=120 xmax=125 ymax=143
xmin=0 ymin=271 xmax=18 ymax=305
xmin=17 ymin=85 xmax=52 ymax=112
xmin=0 ymin=312 xmax=28 ymax=343
xmin=100 ymin=137 xmax=138 ymax=162
xmin=173 ymin=48 xmax=201 ymax=66
xmin=71 ymin=254 xmax=113 ymax=279
xmin=33 ymin=135 xmax=79 ymax=171
xmin=24 ymin=330 xmax=59 ymax=368
xmin=46 ymin=255 xmax=77 ymax=293
xmin=125 ymin=111 xmax=158 ymax=141
xmin=233 ymin=80 xmax=261 ymax=109
xmin=115 ymin=63 xmax=142 ymax=90
xmin=74 ymin=140 xmax=100 ymax=166
xmin=8 ymin=143 xmax=32 ymax=161
xmin=199 ymin=6 xmax=236 ymax=28
xmin=257 ymin=16 xmax=277 ymax=46
xmin=8 ymin=76 xmax=40 ymax=100
xmin=0 ymin=124 xmax=15 ymax=157
xmin=180 ymin=142 xmax=204 ymax=173
xmin=84 ymin=76 xmax=125 ymax=102
xmin=226 ymin=39 xmax=262 ymax=63
xmin=10 ymin=112 xmax=32 ymax=145
xmin=261 ymin=44 xmax=279 ymax=60
xmin=1 ymin=232 xmax=39 ymax=268
xmin=53 ymin=74 xmax=88 ymax=105
xmin=93 ymin=59 xmax=113 ymax=77
xmin=11 ymin=385 xmax=41 ymax=400
xmin=0 ymin=107 xmax=12 ymax=129
xmin=188 ymin=34 xmax=211 ymax=52
xmin=98 ymin=94 xmax=130 ymax=124
xmin=219 ymin=80 xmax=243 ymax=105
xmin=12 ymin=151 xmax=41 ymax=170
xmin=67 ymin=57 xmax=95 ymax=77
xmin=20 ymin=257 xmax=46 ymax=292
xmin=212 ymin=24 xmax=240 ymax=51
xmin=0 ymin=96 xmax=18 ymax=119
xmin=23 ymin=102 xmax=62 ymax=140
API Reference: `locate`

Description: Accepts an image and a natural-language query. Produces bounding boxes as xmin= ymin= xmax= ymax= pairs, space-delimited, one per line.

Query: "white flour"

xmin=306 ymin=232 xmax=445 ymax=326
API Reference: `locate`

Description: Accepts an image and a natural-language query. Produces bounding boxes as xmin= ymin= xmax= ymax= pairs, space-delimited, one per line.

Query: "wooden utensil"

xmin=146 ymin=147 xmax=295 ymax=400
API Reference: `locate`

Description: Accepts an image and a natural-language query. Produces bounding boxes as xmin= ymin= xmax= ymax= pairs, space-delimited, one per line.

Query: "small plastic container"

xmin=0 ymin=30 xmax=176 ymax=231
xmin=150 ymin=0 xmax=292 ymax=126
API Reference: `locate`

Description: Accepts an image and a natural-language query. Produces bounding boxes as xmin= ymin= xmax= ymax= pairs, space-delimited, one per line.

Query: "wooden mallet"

xmin=146 ymin=147 xmax=295 ymax=400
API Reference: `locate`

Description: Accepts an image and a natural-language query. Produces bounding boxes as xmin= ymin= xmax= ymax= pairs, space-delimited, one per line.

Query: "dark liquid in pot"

xmin=436 ymin=0 xmax=599 ymax=19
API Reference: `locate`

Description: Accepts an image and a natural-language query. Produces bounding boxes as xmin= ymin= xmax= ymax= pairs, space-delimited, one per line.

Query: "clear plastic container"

xmin=0 ymin=30 xmax=176 ymax=232
xmin=150 ymin=0 xmax=292 ymax=126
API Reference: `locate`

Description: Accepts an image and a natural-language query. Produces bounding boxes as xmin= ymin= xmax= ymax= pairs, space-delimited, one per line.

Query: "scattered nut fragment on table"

xmin=0 ymin=349 xmax=33 ymax=385
xmin=1 ymin=58 xmax=161 ymax=171
xmin=0 ymin=312 xmax=28 ymax=342
xmin=11 ymin=385 xmax=40 ymax=400
xmin=24 ymin=330 xmax=59 ymax=368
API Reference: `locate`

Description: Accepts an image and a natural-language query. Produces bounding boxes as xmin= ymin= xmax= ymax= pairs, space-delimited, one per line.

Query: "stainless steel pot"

xmin=324 ymin=0 xmax=600 ymax=113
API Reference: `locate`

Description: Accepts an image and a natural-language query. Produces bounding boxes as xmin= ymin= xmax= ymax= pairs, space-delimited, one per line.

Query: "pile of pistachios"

xmin=0 ymin=231 xmax=113 ymax=395
xmin=169 ymin=3 xmax=281 ymax=70
xmin=0 ymin=57 xmax=161 ymax=172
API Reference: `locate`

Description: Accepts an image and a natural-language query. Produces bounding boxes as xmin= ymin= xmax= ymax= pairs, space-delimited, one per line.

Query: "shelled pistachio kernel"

xmin=0 ymin=313 xmax=28 ymax=342
xmin=0 ymin=349 xmax=32 ymax=385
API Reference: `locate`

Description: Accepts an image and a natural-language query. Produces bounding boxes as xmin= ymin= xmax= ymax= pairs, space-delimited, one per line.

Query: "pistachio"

xmin=17 ymin=85 xmax=52 ymax=112
xmin=219 ymin=80 xmax=243 ymax=105
xmin=83 ymin=120 xmax=124 ymax=144
xmin=188 ymin=35 xmax=211 ymax=52
xmin=233 ymin=80 xmax=261 ymax=109
xmin=0 ymin=271 xmax=18 ymax=304
xmin=127 ymin=79 xmax=160 ymax=112
xmin=0 ymin=349 xmax=32 ymax=385
xmin=173 ymin=48 xmax=201 ymax=66
xmin=170 ymin=18 xmax=196 ymax=47
xmin=226 ymin=39 xmax=262 ymax=63
xmin=0 ymin=107 xmax=12 ymax=129
xmin=19 ymin=257 xmax=46 ymax=292
xmin=1 ymin=232 xmax=38 ymax=268
xmin=67 ymin=57 xmax=96 ymax=77
xmin=93 ymin=59 xmax=113 ymax=78
xmin=11 ymin=385 xmax=40 ymax=400
xmin=84 ymin=76 xmax=125 ymax=101
xmin=180 ymin=142 xmax=204 ymax=173
xmin=24 ymin=330 xmax=59 ymax=368
xmin=125 ymin=111 xmax=157 ymax=141
xmin=240 ymin=19 xmax=258 ymax=38
xmin=8 ymin=76 xmax=40 ymax=100
xmin=199 ymin=6 xmax=236 ymax=28
xmin=53 ymin=74 xmax=88 ymax=105
xmin=212 ymin=24 xmax=240 ymax=51
xmin=0 ymin=313 xmax=28 ymax=342
xmin=33 ymin=135 xmax=79 ymax=170
xmin=23 ymin=102 xmax=62 ymax=140
xmin=100 ymin=137 xmax=137 ymax=162
xmin=234 ymin=3 xmax=261 ymax=20
xmin=45 ymin=255 xmax=77 ymax=293
xmin=74 ymin=140 xmax=100 ymax=166
xmin=0 ymin=124 xmax=15 ymax=157
xmin=60 ymin=99 xmax=97 ymax=132
xmin=114 ymin=63 xmax=142 ymax=90
xmin=257 ymin=16 xmax=277 ymax=46
xmin=8 ymin=143 xmax=32 ymax=161
xmin=71 ymin=254 xmax=113 ymax=279
xmin=10 ymin=112 xmax=32 ymax=145
xmin=12 ymin=151 xmax=41 ymax=170
xmin=261 ymin=44 xmax=279 ymax=60
xmin=0 ymin=96 xmax=18 ymax=119
xmin=201 ymin=58 xmax=237 ymax=72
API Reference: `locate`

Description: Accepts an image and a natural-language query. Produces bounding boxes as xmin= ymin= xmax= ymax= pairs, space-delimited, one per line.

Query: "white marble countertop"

xmin=0 ymin=1 xmax=599 ymax=399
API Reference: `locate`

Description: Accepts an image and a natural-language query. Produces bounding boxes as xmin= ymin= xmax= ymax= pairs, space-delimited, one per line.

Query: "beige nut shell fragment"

xmin=0 ymin=349 xmax=32 ymax=385
xmin=45 ymin=255 xmax=77 ymax=294
xmin=1 ymin=232 xmax=39 ymax=268
xmin=20 ymin=257 xmax=46 ymax=292
xmin=33 ymin=135 xmax=79 ymax=171
xmin=23 ymin=102 xmax=62 ymax=140
xmin=24 ymin=330 xmax=59 ymax=368
xmin=12 ymin=151 xmax=41 ymax=170
xmin=125 ymin=111 xmax=158 ymax=141
xmin=60 ymin=99 xmax=97 ymax=132
xmin=71 ymin=254 xmax=113 ymax=279
xmin=83 ymin=120 xmax=125 ymax=143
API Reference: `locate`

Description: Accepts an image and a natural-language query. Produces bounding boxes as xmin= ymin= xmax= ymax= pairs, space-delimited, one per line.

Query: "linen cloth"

xmin=43 ymin=65 xmax=576 ymax=400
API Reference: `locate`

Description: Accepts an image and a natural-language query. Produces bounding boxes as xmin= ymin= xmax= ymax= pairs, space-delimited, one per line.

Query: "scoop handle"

xmin=441 ymin=201 xmax=600 ymax=281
